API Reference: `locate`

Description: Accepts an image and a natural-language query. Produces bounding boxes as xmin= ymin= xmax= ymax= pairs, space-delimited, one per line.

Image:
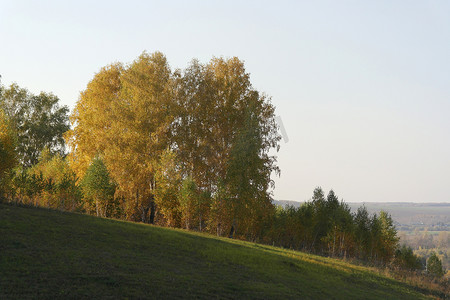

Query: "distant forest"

xmin=275 ymin=200 xmax=450 ymax=271
xmin=0 ymin=52 xmax=446 ymax=279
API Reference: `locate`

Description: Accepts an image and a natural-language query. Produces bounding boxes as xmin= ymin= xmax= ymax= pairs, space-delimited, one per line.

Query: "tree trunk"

xmin=229 ymin=225 xmax=235 ymax=238
xmin=229 ymin=219 xmax=237 ymax=239
xmin=332 ymin=226 xmax=336 ymax=257
xmin=149 ymin=196 xmax=156 ymax=224
xmin=217 ymin=223 xmax=221 ymax=236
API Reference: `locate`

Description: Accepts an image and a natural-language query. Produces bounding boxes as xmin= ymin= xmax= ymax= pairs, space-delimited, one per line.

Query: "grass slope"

xmin=0 ymin=203 xmax=435 ymax=299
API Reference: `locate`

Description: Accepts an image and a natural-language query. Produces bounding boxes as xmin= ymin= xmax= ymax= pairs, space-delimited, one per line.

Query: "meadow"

xmin=0 ymin=203 xmax=444 ymax=299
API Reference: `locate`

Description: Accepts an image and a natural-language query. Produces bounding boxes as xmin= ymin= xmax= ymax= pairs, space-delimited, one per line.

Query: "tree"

xmin=171 ymin=60 xmax=215 ymax=189
xmin=0 ymin=83 xmax=69 ymax=167
xmin=172 ymin=57 xmax=280 ymax=237
xmin=67 ymin=52 xmax=173 ymax=223
xmin=6 ymin=149 xmax=80 ymax=210
xmin=27 ymin=149 xmax=80 ymax=211
xmin=369 ymin=213 xmax=382 ymax=262
xmin=310 ymin=187 xmax=327 ymax=252
xmin=0 ymin=109 xmax=16 ymax=188
xmin=154 ymin=149 xmax=182 ymax=227
xmin=393 ymin=245 xmax=422 ymax=271
xmin=208 ymin=179 xmax=230 ymax=236
xmin=378 ymin=210 xmax=399 ymax=264
xmin=9 ymin=167 xmax=44 ymax=205
xmin=223 ymin=95 xmax=279 ymax=239
xmin=67 ymin=52 xmax=281 ymax=235
xmin=354 ymin=205 xmax=371 ymax=259
xmin=323 ymin=191 xmax=353 ymax=257
xmin=178 ymin=177 xmax=199 ymax=230
xmin=196 ymin=190 xmax=211 ymax=232
xmin=297 ymin=201 xmax=315 ymax=250
xmin=65 ymin=63 xmax=123 ymax=180
xmin=81 ymin=157 xmax=117 ymax=217
xmin=427 ymin=252 xmax=444 ymax=278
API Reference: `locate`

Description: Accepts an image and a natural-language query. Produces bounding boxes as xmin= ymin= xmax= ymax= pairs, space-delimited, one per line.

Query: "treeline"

xmin=268 ymin=188 xmax=398 ymax=263
xmin=0 ymin=83 xmax=75 ymax=210
xmin=400 ymin=231 xmax=450 ymax=274
xmin=1 ymin=52 xmax=279 ymax=239
xmin=0 ymin=52 xmax=445 ymax=278
xmin=267 ymin=188 xmax=434 ymax=272
xmin=401 ymin=231 xmax=450 ymax=250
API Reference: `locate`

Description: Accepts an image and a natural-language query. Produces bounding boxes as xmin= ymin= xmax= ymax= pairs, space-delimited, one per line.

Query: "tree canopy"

xmin=66 ymin=52 xmax=281 ymax=237
xmin=0 ymin=83 xmax=69 ymax=167
xmin=427 ymin=252 xmax=445 ymax=278
xmin=0 ymin=109 xmax=16 ymax=193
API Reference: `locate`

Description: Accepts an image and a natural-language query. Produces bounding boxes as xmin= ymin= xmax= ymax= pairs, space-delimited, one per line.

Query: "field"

xmin=0 ymin=203 xmax=443 ymax=299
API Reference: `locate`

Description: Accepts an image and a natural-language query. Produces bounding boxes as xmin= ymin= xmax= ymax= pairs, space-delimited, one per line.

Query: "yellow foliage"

xmin=0 ymin=110 xmax=16 ymax=175
xmin=67 ymin=51 xmax=280 ymax=231
xmin=65 ymin=63 xmax=123 ymax=180
xmin=66 ymin=52 xmax=172 ymax=222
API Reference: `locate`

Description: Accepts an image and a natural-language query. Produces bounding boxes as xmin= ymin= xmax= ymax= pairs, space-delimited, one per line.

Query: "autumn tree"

xmin=0 ymin=109 xmax=16 ymax=198
xmin=27 ymin=149 xmax=80 ymax=211
xmin=208 ymin=180 xmax=230 ymax=236
xmin=67 ymin=52 xmax=173 ymax=223
xmin=6 ymin=148 xmax=80 ymax=210
xmin=224 ymin=96 xmax=279 ymax=239
xmin=377 ymin=210 xmax=399 ymax=264
xmin=178 ymin=177 xmax=199 ymax=230
xmin=68 ymin=52 xmax=280 ymax=235
xmin=65 ymin=63 xmax=123 ymax=180
xmin=170 ymin=60 xmax=214 ymax=188
xmin=172 ymin=57 xmax=280 ymax=237
xmin=154 ymin=149 xmax=182 ymax=227
xmin=108 ymin=52 xmax=173 ymax=223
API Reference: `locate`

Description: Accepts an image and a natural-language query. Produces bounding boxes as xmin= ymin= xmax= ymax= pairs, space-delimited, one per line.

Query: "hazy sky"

xmin=1 ymin=0 xmax=449 ymax=203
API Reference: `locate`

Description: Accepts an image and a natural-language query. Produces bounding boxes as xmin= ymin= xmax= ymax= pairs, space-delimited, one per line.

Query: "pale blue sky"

xmin=1 ymin=0 xmax=449 ymax=202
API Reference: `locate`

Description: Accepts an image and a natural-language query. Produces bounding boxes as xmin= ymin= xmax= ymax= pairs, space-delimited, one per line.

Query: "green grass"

xmin=0 ymin=203 xmax=438 ymax=299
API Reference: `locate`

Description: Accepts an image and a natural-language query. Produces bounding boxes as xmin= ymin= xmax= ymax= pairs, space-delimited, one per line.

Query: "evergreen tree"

xmin=427 ymin=252 xmax=444 ymax=278
xmin=354 ymin=206 xmax=371 ymax=259
xmin=393 ymin=245 xmax=422 ymax=271
xmin=81 ymin=157 xmax=116 ymax=217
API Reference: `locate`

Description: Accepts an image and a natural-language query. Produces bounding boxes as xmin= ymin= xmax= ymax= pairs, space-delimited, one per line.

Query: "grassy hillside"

xmin=0 ymin=203 xmax=439 ymax=299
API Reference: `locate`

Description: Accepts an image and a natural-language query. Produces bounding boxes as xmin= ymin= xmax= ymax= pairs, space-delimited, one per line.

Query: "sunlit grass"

xmin=0 ymin=203 xmax=440 ymax=299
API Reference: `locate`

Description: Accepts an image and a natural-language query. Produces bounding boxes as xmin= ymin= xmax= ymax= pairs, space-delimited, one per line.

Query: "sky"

xmin=1 ymin=0 xmax=449 ymax=203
